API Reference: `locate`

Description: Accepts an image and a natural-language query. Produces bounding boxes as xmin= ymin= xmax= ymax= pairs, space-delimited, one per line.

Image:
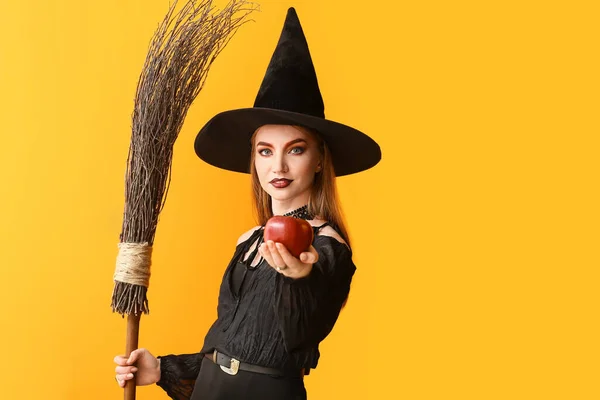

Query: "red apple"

xmin=264 ymin=216 xmax=314 ymax=258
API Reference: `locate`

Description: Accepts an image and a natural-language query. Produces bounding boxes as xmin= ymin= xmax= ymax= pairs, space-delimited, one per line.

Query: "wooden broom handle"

xmin=124 ymin=314 xmax=141 ymax=400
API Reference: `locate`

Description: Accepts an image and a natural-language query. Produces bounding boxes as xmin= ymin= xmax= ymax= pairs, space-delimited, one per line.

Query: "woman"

xmin=114 ymin=7 xmax=380 ymax=400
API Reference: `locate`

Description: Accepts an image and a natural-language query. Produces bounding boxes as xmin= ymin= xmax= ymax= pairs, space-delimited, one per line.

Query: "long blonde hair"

xmin=249 ymin=125 xmax=351 ymax=248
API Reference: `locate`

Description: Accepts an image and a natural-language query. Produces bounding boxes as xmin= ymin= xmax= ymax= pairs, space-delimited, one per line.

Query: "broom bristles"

xmin=111 ymin=282 xmax=150 ymax=316
xmin=112 ymin=0 xmax=258 ymax=316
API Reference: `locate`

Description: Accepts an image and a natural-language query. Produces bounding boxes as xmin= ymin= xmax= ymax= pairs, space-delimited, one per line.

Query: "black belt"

xmin=210 ymin=350 xmax=305 ymax=377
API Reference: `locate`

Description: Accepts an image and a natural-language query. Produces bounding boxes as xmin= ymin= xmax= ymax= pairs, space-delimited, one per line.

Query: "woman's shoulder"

xmin=236 ymin=225 xmax=263 ymax=246
xmin=310 ymin=220 xmax=354 ymax=274
xmin=309 ymin=219 xmax=348 ymax=248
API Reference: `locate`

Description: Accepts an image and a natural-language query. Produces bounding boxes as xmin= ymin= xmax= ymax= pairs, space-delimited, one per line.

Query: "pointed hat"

xmin=194 ymin=7 xmax=381 ymax=176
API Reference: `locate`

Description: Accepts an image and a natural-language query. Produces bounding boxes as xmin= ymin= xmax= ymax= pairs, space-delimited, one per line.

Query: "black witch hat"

xmin=194 ymin=7 xmax=381 ymax=176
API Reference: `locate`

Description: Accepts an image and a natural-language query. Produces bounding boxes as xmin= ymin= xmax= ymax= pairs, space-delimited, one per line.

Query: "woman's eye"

xmin=290 ymin=147 xmax=305 ymax=154
xmin=258 ymin=148 xmax=272 ymax=156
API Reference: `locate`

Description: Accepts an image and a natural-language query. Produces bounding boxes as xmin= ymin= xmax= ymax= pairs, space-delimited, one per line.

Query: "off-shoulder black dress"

xmin=155 ymin=223 xmax=356 ymax=400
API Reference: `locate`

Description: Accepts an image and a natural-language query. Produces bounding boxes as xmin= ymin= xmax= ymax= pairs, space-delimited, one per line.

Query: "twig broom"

xmin=110 ymin=1 xmax=257 ymax=398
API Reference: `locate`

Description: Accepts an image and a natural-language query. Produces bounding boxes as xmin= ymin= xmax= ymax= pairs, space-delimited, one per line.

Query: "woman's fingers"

xmin=116 ymin=373 xmax=135 ymax=381
xmin=260 ymin=241 xmax=316 ymax=276
xmin=115 ymin=372 xmax=134 ymax=388
xmin=115 ymin=366 xmax=138 ymax=375
xmin=275 ymin=243 xmax=302 ymax=268
xmin=114 ymin=355 xmax=129 ymax=366
xmin=276 ymin=242 xmax=318 ymax=268
xmin=127 ymin=348 xmax=149 ymax=364
xmin=259 ymin=243 xmax=274 ymax=266
xmin=299 ymin=245 xmax=319 ymax=264
xmin=268 ymin=241 xmax=287 ymax=268
xmin=260 ymin=242 xmax=289 ymax=271
xmin=260 ymin=242 xmax=282 ymax=267
xmin=114 ymin=351 xmax=142 ymax=387
xmin=115 ymin=348 xmax=144 ymax=367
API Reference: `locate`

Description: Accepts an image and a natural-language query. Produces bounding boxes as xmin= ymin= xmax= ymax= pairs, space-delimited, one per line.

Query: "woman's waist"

xmin=201 ymin=339 xmax=318 ymax=366
xmin=203 ymin=349 xmax=310 ymax=377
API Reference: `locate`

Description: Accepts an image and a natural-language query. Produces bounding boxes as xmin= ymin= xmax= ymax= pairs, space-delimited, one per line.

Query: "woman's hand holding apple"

xmin=260 ymin=216 xmax=318 ymax=278
xmin=259 ymin=240 xmax=319 ymax=279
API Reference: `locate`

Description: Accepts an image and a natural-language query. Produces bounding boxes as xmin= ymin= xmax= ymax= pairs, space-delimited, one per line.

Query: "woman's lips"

xmin=270 ymin=178 xmax=292 ymax=188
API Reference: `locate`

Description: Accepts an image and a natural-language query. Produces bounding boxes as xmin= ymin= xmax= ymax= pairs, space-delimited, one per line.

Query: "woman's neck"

xmin=271 ymin=198 xmax=310 ymax=216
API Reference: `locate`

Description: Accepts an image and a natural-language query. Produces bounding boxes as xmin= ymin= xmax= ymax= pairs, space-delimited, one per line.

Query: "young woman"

xmin=113 ymin=8 xmax=380 ymax=400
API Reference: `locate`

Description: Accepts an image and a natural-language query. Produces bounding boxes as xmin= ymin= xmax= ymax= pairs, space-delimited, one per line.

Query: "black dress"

xmin=156 ymin=223 xmax=356 ymax=400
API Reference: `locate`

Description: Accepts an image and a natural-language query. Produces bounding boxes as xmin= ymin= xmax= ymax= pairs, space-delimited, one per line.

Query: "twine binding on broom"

xmin=112 ymin=243 xmax=152 ymax=316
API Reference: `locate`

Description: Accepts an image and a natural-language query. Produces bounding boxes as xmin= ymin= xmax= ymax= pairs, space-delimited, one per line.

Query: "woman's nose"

xmin=272 ymin=154 xmax=288 ymax=173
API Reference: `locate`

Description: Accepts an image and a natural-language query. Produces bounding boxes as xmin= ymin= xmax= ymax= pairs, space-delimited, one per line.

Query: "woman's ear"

xmin=317 ymin=157 xmax=325 ymax=171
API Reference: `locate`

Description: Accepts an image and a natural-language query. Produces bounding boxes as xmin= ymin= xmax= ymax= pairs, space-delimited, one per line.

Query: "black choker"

xmin=282 ymin=205 xmax=314 ymax=220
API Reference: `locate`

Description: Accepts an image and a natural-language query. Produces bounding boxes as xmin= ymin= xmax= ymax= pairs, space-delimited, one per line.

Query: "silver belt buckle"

xmin=215 ymin=350 xmax=240 ymax=375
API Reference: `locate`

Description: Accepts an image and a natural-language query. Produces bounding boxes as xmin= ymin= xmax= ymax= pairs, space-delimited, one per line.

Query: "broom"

xmin=111 ymin=1 xmax=257 ymax=398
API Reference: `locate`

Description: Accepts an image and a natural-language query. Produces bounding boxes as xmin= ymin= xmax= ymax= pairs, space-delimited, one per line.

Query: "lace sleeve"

xmin=156 ymin=353 xmax=204 ymax=400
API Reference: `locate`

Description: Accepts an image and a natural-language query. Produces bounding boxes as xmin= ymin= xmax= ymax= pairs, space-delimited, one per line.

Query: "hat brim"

xmin=194 ymin=107 xmax=381 ymax=177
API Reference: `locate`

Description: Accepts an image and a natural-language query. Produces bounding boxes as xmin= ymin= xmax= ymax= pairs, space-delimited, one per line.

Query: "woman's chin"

xmin=269 ymin=193 xmax=293 ymax=202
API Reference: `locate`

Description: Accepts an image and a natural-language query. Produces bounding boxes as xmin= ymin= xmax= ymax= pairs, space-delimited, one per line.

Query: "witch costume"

xmin=155 ymin=7 xmax=381 ymax=400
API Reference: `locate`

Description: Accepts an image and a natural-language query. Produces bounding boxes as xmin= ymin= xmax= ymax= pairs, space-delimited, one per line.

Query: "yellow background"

xmin=0 ymin=0 xmax=598 ymax=399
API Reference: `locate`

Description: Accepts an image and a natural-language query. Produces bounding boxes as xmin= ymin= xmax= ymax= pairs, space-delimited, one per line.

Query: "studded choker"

xmin=282 ymin=204 xmax=314 ymax=220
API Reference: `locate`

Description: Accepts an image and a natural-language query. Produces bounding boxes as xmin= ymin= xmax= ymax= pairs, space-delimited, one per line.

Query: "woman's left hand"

xmin=259 ymin=240 xmax=319 ymax=279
